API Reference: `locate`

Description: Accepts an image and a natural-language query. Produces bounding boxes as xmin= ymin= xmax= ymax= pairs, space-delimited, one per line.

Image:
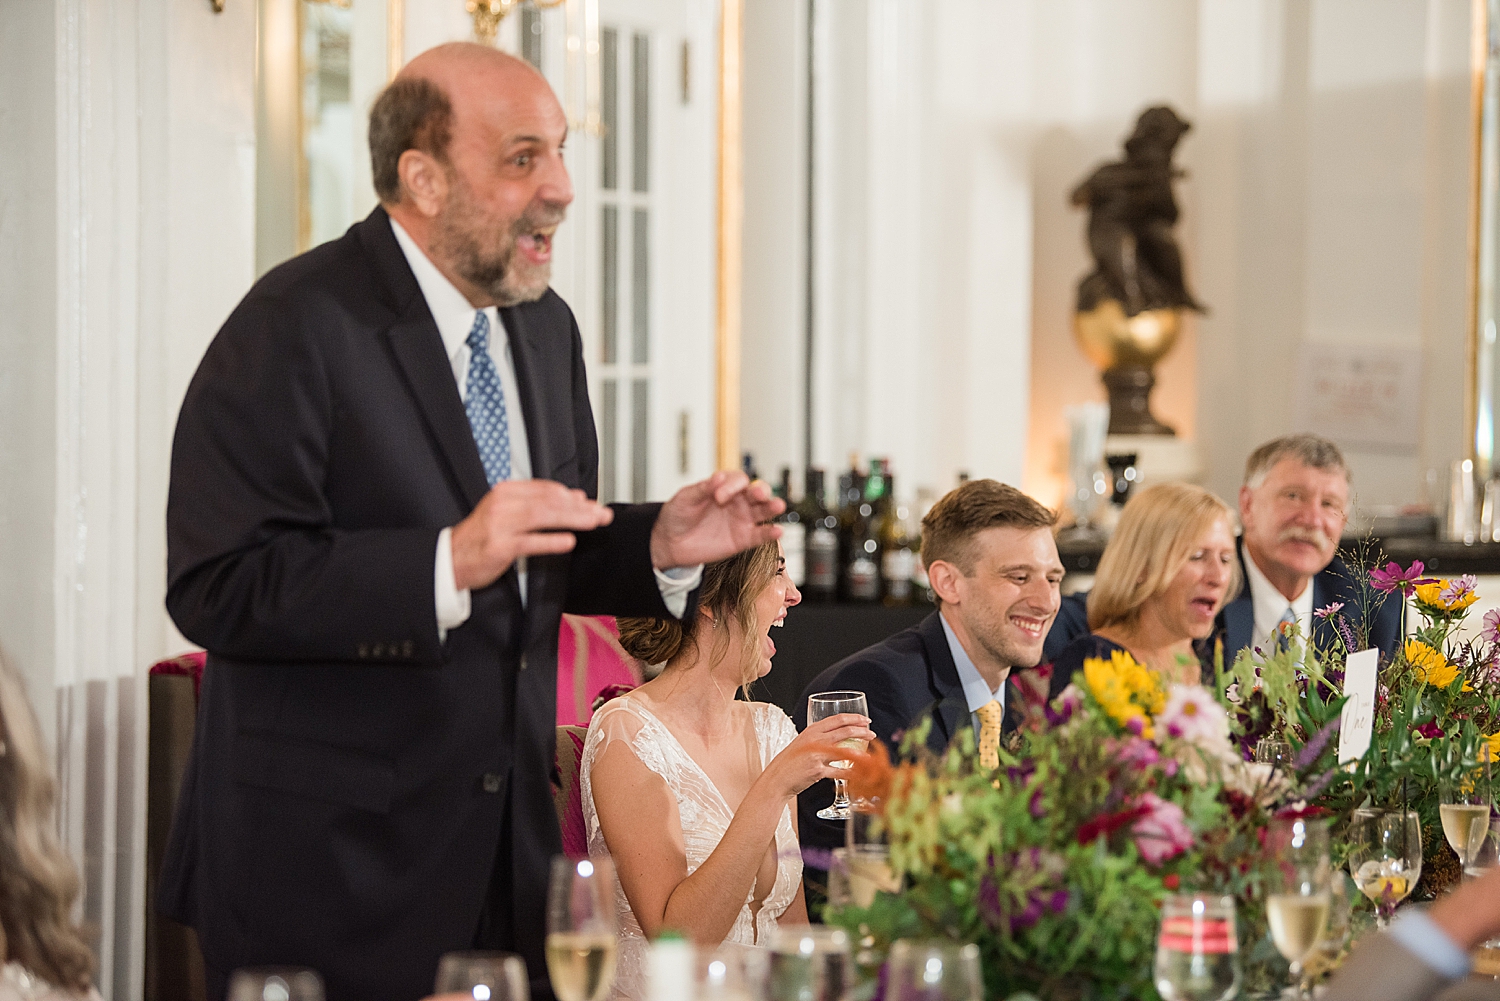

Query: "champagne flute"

xmin=885 ymin=940 xmax=983 ymax=1001
xmin=1298 ymin=871 xmax=1352 ymax=983
xmin=1441 ymin=764 xmax=1492 ymax=872
xmin=1465 ymin=818 xmax=1500 ymax=977
xmin=435 ymin=953 xmax=530 ymax=1001
xmin=767 ymin=926 xmax=851 ymax=1001
xmin=546 ymin=856 xmax=619 ymax=1001
xmin=1153 ymin=894 xmax=1240 ymax=1001
xmin=227 ymin=968 xmax=325 ymax=1001
xmin=808 ymin=691 xmax=870 ymax=820
xmin=1347 ymin=807 xmax=1422 ymax=928
xmin=1264 ymin=817 xmax=1331 ymax=1000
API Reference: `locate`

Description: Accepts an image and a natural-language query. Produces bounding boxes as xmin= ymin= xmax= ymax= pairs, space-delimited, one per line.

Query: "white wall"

xmin=742 ymin=0 xmax=1476 ymax=516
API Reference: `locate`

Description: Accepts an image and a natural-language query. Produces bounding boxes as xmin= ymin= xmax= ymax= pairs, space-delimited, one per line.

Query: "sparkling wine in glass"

xmin=1153 ymin=894 xmax=1240 ymax=1001
xmin=1265 ymin=817 xmax=1332 ymax=1000
xmin=546 ymin=856 xmax=619 ymax=1001
xmin=885 ymin=940 xmax=983 ymax=1001
xmin=1441 ymin=765 xmax=1492 ymax=872
xmin=808 ymin=691 xmax=869 ymax=821
xmin=1347 ymin=808 xmax=1422 ymax=929
xmin=227 ymin=968 xmax=325 ymax=1001
xmin=433 ymin=953 xmax=530 ymax=1001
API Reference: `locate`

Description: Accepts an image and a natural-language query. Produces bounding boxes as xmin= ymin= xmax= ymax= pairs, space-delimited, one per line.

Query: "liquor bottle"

xmin=844 ymin=460 xmax=883 ymax=602
xmin=909 ymin=486 xmax=937 ymax=605
xmin=798 ymin=468 xmax=839 ymax=602
xmin=880 ymin=500 xmax=916 ymax=606
xmin=742 ymin=452 xmax=759 ymax=482
xmin=775 ymin=466 xmax=806 ymax=586
xmin=835 ymin=454 xmax=865 ymax=600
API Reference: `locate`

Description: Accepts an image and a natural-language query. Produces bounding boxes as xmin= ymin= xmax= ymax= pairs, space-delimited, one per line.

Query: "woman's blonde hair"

xmin=0 ymin=653 xmax=95 ymax=991
xmin=1086 ymin=482 xmax=1242 ymax=632
xmin=617 ymin=541 xmax=781 ymax=688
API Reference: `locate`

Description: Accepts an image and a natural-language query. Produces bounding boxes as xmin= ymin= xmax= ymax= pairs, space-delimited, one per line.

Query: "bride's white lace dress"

xmin=581 ymin=696 xmax=802 ymax=1000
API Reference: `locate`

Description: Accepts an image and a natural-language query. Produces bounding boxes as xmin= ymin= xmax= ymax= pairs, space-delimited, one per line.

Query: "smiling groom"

xmin=793 ymin=480 xmax=1069 ymax=855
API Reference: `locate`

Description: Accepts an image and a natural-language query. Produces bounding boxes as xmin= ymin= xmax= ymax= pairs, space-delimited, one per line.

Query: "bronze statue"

xmin=1070 ymin=105 xmax=1204 ymax=437
xmin=1072 ymin=105 xmax=1202 ymax=316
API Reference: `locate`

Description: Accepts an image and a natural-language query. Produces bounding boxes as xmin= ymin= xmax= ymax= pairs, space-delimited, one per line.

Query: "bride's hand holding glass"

xmin=766 ymin=713 xmax=875 ymax=800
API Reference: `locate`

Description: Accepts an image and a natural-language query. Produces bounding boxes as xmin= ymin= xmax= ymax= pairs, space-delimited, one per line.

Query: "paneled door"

xmin=530 ymin=0 xmax=719 ymax=503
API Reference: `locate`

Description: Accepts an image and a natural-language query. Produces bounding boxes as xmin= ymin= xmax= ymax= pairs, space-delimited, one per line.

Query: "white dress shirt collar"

xmin=389 ymin=217 xmax=493 ymax=363
xmin=1243 ymin=546 xmax=1315 ymax=650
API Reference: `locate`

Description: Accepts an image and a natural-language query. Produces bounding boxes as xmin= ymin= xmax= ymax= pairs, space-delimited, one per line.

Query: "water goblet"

xmin=1265 ymin=817 xmax=1332 ymax=1000
xmin=885 ymin=940 xmax=983 ymax=1001
xmin=546 ymin=856 xmax=619 ymax=1001
xmin=227 ymin=968 xmax=325 ymax=1001
xmin=767 ymin=926 xmax=850 ymax=1001
xmin=434 ymin=952 xmax=530 ymax=1001
xmin=1153 ymin=893 xmax=1240 ymax=1001
xmin=1441 ymin=765 xmax=1492 ymax=873
xmin=808 ymin=691 xmax=869 ymax=820
xmin=1347 ymin=808 xmax=1422 ymax=928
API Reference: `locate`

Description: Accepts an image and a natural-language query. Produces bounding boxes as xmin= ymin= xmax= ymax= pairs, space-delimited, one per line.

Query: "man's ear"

xmin=927 ymin=559 xmax=964 ymax=606
xmin=1237 ymin=484 xmax=1254 ymax=527
xmin=397 ymin=149 xmax=449 ymax=218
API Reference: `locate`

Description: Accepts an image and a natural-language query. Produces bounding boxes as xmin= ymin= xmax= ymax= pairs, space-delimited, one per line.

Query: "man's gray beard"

xmin=432 ymin=197 xmax=552 ymax=306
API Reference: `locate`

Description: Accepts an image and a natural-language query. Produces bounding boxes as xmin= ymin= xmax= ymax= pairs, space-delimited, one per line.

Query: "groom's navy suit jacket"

xmin=159 ymin=207 xmax=680 ymax=1001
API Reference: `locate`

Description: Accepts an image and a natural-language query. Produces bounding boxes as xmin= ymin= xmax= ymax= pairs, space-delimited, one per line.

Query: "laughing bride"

xmin=581 ymin=539 xmax=872 ymax=999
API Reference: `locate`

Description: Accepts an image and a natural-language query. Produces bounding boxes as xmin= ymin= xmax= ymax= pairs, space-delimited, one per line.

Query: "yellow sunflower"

xmin=1405 ymin=639 xmax=1466 ymax=690
xmin=1414 ymin=580 xmax=1480 ymax=614
xmin=1083 ymin=649 xmax=1163 ymax=737
xmin=1486 ymin=732 xmax=1500 ymax=763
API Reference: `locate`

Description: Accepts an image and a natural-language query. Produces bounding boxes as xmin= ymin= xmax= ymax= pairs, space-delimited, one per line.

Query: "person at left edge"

xmin=156 ymin=43 xmax=783 ymax=1001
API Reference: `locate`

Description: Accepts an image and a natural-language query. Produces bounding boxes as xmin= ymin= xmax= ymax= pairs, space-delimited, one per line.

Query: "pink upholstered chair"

xmin=556 ymin=615 xmax=642 ymax=726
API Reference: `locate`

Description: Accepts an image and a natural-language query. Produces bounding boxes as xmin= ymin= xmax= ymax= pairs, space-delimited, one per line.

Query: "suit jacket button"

xmin=520 ymin=654 xmax=528 ymax=671
xmin=374 ymin=642 xmax=387 ymax=659
xmin=358 ymin=643 xmax=370 ymax=659
xmin=402 ymin=640 xmax=414 ymax=658
xmin=482 ymin=773 xmax=503 ymax=793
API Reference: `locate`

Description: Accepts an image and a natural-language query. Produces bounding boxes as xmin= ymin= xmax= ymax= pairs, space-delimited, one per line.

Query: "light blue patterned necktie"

xmin=464 ymin=311 xmax=512 ymax=486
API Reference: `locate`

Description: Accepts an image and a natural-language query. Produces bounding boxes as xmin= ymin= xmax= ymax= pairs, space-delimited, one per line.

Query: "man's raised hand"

xmin=450 ymin=480 xmax=615 ymax=591
xmin=649 ymin=470 xmax=785 ymax=571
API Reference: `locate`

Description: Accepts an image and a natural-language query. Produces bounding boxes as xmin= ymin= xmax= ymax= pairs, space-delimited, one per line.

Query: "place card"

xmin=1338 ymin=648 xmax=1380 ymax=765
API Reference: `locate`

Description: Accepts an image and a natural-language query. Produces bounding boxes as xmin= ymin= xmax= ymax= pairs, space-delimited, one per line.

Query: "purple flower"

xmin=1483 ymin=608 xmax=1500 ymax=646
xmin=1125 ymin=717 xmax=1145 ymax=736
xmin=1131 ymin=793 xmax=1194 ymax=865
xmin=1314 ymin=601 xmax=1345 ymax=620
xmin=1336 ymin=615 xmax=1358 ymax=652
xmin=1012 ymin=896 xmax=1045 ymax=931
xmin=1045 ymin=687 xmax=1081 ymax=727
xmin=1028 ymin=787 xmax=1045 ymax=818
xmin=1047 ymin=889 xmax=1070 ymax=914
xmin=1443 ymin=575 xmax=1479 ymax=605
xmin=1416 ymin=721 xmax=1446 ymax=739
xmin=801 ymin=846 xmax=838 ymax=871
xmin=1370 ymin=561 xmax=1438 ymax=598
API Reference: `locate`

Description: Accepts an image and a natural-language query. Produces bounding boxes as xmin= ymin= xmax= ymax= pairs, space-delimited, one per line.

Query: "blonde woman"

xmin=581 ymin=540 xmax=872 ymax=1000
xmin=0 ymin=656 xmax=99 ymax=1001
xmin=1052 ymin=482 xmax=1241 ymax=687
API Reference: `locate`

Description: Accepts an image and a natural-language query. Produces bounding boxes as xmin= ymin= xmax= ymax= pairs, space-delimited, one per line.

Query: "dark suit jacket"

xmin=159 ymin=207 xmax=678 ymax=1001
xmin=792 ymin=611 xmax=1068 ymax=855
xmin=1216 ymin=541 xmax=1402 ymax=668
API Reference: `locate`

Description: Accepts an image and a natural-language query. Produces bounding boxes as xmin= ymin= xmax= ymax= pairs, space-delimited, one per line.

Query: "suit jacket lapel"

xmin=918 ymin=613 xmax=968 ymax=752
xmin=499 ymin=305 xmax=555 ymax=481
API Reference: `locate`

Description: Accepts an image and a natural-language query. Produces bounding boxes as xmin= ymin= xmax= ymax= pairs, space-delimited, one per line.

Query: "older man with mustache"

xmin=1215 ymin=434 xmax=1401 ymax=664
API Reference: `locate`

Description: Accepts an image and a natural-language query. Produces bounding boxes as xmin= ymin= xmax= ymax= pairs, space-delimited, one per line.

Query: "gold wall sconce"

xmin=465 ymin=0 xmax=602 ymax=138
xmin=465 ymin=0 xmax=564 ymax=44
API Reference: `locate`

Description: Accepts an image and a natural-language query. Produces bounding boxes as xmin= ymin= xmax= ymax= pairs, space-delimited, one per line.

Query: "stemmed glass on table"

xmin=227 ymin=969 xmax=325 ymax=1001
xmin=1441 ymin=763 xmax=1493 ymax=877
xmin=1264 ymin=817 xmax=1332 ymax=1000
xmin=767 ymin=926 xmax=851 ymax=1001
xmin=1153 ymin=893 xmax=1240 ymax=1001
xmin=545 ymin=856 xmax=620 ymax=1001
xmin=885 ymin=940 xmax=984 ymax=1001
xmin=808 ymin=691 xmax=870 ymax=821
xmin=1347 ymin=807 xmax=1423 ymax=929
xmin=434 ymin=953 xmax=530 ymax=1001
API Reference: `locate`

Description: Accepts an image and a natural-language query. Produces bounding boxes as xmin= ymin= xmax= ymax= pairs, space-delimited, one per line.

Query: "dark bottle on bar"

xmin=775 ymin=466 xmax=806 ymax=587
xmin=909 ymin=486 xmax=937 ymax=605
xmin=880 ymin=499 xmax=916 ymax=606
xmin=835 ymin=454 xmax=866 ymax=600
xmin=844 ymin=460 xmax=884 ymax=602
xmin=798 ymin=468 xmax=839 ymax=602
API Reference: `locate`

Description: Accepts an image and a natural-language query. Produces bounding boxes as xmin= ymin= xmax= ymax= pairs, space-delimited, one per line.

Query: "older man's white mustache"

xmin=1277 ymin=526 xmax=1330 ymax=549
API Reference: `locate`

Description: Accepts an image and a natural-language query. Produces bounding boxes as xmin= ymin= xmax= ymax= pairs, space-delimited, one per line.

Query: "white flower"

xmin=1158 ymin=684 xmax=1232 ymax=750
xmin=1225 ymin=682 xmax=1242 ymax=706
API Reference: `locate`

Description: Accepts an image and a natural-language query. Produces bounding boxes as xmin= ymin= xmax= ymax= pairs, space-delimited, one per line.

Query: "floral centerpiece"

xmin=829 ymin=652 xmax=1287 ymax=1001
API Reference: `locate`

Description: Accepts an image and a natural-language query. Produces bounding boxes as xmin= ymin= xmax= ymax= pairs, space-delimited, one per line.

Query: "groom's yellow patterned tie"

xmin=976 ymin=699 xmax=1004 ymax=770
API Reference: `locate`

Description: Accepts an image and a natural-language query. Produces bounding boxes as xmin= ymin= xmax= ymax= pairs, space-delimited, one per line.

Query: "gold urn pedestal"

xmin=1073 ymin=299 xmax=1182 ymax=437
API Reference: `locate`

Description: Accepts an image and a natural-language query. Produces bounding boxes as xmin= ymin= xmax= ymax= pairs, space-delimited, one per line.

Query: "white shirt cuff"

xmin=1389 ymin=909 xmax=1472 ymax=980
xmin=435 ymin=527 xmax=472 ymax=638
xmin=654 ymin=564 xmax=703 ymax=619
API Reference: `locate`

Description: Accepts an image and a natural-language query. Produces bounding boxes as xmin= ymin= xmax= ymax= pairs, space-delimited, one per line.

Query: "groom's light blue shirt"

xmin=939 ymin=612 xmax=1005 ymax=734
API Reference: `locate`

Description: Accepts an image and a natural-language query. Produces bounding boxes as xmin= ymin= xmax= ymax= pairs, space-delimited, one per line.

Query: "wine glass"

xmin=1441 ymin=765 xmax=1492 ymax=872
xmin=1264 ymin=817 xmax=1332 ymax=1000
xmin=885 ymin=940 xmax=983 ymax=1001
xmin=546 ymin=856 xmax=619 ymax=1001
xmin=434 ymin=952 xmax=530 ymax=1001
xmin=1253 ymin=737 xmax=1293 ymax=767
xmin=767 ymin=926 xmax=851 ymax=1001
xmin=696 ymin=941 xmax=769 ymax=1001
xmin=1464 ymin=817 xmax=1500 ymax=978
xmin=1153 ymin=893 xmax=1240 ymax=1001
xmin=227 ymin=969 xmax=325 ymax=1001
xmin=1297 ymin=871 xmax=1352 ymax=984
xmin=808 ymin=691 xmax=870 ymax=820
xmin=1347 ymin=807 xmax=1422 ymax=928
